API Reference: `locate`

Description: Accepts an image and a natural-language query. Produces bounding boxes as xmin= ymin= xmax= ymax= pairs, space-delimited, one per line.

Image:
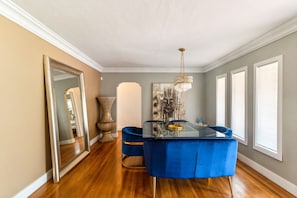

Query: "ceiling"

xmin=6 ymin=0 xmax=297 ymax=73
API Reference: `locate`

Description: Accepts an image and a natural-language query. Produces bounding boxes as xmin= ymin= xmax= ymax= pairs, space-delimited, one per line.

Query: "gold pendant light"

xmin=174 ymin=48 xmax=193 ymax=92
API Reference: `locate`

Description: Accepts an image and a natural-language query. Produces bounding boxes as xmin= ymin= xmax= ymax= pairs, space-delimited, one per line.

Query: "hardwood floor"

xmin=30 ymin=134 xmax=294 ymax=198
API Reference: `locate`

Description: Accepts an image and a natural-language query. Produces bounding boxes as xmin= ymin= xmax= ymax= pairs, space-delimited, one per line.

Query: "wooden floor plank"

xmin=30 ymin=134 xmax=294 ymax=198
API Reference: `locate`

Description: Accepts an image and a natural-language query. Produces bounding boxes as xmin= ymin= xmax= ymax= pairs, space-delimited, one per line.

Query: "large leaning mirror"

xmin=44 ymin=55 xmax=90 ymax=183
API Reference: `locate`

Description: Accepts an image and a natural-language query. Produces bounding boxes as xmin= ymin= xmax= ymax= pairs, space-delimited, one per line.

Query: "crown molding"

xmin=102 ymin=66 xmax=204 ymax=73
xmin=0 ymin=0 xmax=104 ymax=72
xmin=203 ymin=16 xmax=297 ymax=72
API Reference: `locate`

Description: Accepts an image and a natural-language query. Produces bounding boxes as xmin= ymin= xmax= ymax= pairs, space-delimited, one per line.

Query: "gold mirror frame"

xmin=44 ymin=55 xmax=90 ymax=183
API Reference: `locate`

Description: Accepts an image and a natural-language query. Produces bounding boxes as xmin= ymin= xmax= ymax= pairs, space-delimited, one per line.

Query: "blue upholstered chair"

xmin=208 ymin=126 xmax=233 ymax=138
xmin=143 ymin=139 xmax=238 ymax=197
xmin=121 ymin=126 xmax=144 ymax=168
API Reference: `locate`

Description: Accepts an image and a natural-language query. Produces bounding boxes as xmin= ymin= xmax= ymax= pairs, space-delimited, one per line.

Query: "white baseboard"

xmin=14 ymin=135 xmax=99 ymax=197
xmin=90 ymin=134 xmax=100 ymax=145
xmin=13 ymin=170 xmax=53 ymax=198
xmin=237 ymin=153 xmax=297 ymax=197
xmin=112 ymin=131 xmax=118 ymax=138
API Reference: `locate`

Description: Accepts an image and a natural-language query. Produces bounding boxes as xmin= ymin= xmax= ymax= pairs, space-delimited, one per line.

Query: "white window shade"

xmin=231 ymin=67 xmax=247 ymax=144
xmin=216 ymin=74 xmax=227 ymax=126
xmin=253 ymin=55 xmax=283 ymax=161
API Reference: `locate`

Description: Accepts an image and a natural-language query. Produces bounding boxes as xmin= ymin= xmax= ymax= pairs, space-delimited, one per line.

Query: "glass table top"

xmin=143 ymin=120 xmax=228 ymax=139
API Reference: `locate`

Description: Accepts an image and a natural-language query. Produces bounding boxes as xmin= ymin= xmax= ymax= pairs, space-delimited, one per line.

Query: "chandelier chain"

xmin=179 ymin=48 xmax=185 ymax=76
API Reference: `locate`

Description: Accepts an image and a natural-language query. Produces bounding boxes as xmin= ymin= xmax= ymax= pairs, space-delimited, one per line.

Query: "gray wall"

xmin=100 ymin=73 xmax=205 ymax=124
xmin=205 ymin=32 xmax=297 ymax=185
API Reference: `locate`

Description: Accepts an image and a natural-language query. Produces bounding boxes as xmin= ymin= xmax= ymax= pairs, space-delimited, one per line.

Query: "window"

xmin=231 ymin=67 xmax=248 ymax=144
xmin=253 ymin=55 xmax=283 ymax=161
xmin=216 ymin=74 xmax=227 ymax=126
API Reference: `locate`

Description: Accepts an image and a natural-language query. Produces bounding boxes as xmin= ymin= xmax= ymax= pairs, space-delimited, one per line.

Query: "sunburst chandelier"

xmin=174 ymin=48 xmax=193 ymax=92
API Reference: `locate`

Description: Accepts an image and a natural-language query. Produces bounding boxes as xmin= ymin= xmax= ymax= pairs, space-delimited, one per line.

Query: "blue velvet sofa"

xmin=143 ymin=138 xmax=238 ymax=197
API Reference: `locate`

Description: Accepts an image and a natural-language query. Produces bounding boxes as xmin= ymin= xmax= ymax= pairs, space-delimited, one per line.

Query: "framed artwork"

xmin=152 ymin=83 xmax=185 ymax=121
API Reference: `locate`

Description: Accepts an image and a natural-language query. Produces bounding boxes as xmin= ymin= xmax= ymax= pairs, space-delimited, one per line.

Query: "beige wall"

xmin=0 ymin=16 xmax=101 ymax=197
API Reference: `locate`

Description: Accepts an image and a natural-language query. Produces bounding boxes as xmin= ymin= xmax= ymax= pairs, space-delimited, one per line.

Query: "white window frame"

xmin=253 ymin=55 xmax=283 ymax=161
xmin=231 ymin=66 xmax=248 ymax=145
xmin=216 ymin=73 xmax=227 ymax=126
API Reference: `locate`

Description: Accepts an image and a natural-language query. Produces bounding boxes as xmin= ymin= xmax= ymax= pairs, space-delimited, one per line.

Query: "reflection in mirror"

xmin=44 ymin=55 xmax=90 ymax=183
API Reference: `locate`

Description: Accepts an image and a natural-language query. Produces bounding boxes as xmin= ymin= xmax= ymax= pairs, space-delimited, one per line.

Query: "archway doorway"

xmin=116 ymin=82 xmax=142 ymax=131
